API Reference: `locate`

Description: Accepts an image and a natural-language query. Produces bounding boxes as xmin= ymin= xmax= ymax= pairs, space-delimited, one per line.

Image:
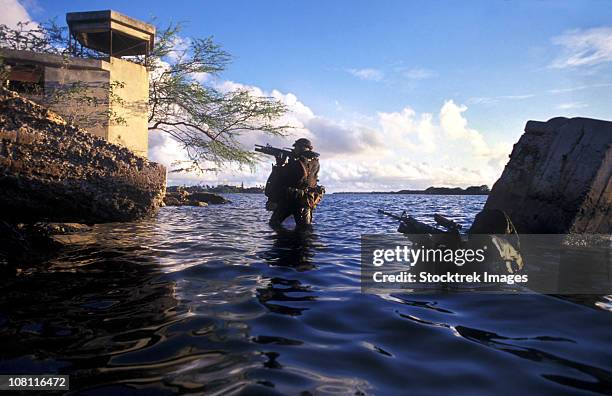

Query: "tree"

xmin=0 ymin=21 xmax=128 ymax=129
xmin=0 ymin=20 xmax=289 ymax=172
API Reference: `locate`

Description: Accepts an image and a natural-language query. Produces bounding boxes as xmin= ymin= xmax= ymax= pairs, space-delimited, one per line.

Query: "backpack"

xmin=264 ymin=165 xmax=285 ymax=203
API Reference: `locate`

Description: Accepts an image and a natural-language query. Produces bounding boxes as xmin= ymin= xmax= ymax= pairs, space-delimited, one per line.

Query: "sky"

xmin=2 ymin=0 xmax=612 ymax=191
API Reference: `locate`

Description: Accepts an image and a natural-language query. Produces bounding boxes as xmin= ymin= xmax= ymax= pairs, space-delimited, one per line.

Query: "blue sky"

xmin=3 ymin=0 xmax=612 ymax=190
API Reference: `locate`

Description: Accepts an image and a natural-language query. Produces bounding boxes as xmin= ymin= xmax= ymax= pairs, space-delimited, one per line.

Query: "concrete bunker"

xmin=1 ymin=10 xmax=155 ymax=157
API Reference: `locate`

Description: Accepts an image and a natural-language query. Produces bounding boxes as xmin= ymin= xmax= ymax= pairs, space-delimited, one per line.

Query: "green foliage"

xmin=0 ymin=19 xmax=289 ymax=172
xmin=41 ymin=80 xmax=127 ymax=128
xmin=144 ymin=23 xmax=289 ymax=172
xmin=0 ymin=21 xmax=126 ymax=129
xmin=0 ymin=20 xmax=69 ymax=55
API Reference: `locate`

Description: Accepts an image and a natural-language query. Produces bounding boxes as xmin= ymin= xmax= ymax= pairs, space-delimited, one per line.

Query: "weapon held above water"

xmin=377 ymin=209 xmax=460 ymax=234
xmin=254 ymin=144 xmax=320 ymax=159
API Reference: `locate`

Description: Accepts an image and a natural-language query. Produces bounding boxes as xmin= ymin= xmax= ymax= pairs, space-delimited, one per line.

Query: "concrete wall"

xmin=43 ymin=64 xmax=111 ymax=141
xmin=107 ymin=57 xmax=149 ymax=157
xmin=1 ymin=49 xmax=149 ymax=157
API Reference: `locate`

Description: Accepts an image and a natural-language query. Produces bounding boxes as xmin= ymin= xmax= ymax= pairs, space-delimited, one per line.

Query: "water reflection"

xmin=455 ymin=325 xmax=612 ymax=394
xmin=259 ymin=227 xmax=319 ymax=271
xmin=256 ymin=229 xmax=319 ymax=317
xmin=0 ymin=240 xmax=186 ymax=393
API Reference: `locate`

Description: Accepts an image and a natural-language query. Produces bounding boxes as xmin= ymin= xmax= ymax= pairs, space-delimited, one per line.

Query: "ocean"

xmin=1 ymin=193 xmax=610 ymax=395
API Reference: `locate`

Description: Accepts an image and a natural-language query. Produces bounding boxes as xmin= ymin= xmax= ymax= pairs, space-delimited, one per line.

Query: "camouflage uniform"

xmin=268 ymin=139 xmax=322 ymax=228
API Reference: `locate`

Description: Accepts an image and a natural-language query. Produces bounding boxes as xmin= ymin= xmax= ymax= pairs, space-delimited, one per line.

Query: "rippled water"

xmin=1 ymin=194 xmax=611 ymax=395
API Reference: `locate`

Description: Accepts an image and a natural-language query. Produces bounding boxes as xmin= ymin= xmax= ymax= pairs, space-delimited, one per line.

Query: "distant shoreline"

xmin=333 ymin=185 xmax=490 ymax=195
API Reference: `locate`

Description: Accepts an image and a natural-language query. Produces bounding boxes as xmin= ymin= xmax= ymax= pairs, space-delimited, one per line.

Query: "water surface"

xmin=0 ymin=194 xmax=610 ymax=395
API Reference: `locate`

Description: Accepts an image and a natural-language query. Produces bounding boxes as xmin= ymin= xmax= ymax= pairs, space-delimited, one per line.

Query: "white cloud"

xmin=149 ymin=82 xmax=512 ymax=192
xmin=548 ymin=82 xmax=612 ymax=94
xmin=0 ymin=0 xmax=32 ymax=27
xmin=468 ymin=94 xmax=534 ymax=105
xmin=556 ymin=102 xmax=588 ymax=110
xmin=551 ymin=27 xmax=612 ymax=68
xmin=377 ymin=107 xmax=436 ymax=153
xmin=468 ymin=97 xmax=498 ymax=105
xmin=500 ymin=94 xmax=534 ymax=100
xmin=347 ymin=68 xmax=384 ymax=81
xmin=318 ymin=159 xmax=493 ymax=192
xmin=401 ymin=67 xmax=435 ymax=80
xmin=439 ymin=100 xmax=511 ymax=169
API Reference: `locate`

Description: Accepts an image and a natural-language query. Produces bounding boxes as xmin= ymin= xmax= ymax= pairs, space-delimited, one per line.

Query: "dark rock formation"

xmin=163 ymin=188 xmax=230 ymax=206
xmin=484 ymin=117 xmax=611 ymax=233
xmin=335 ymin=185 xmax=490 ymax=195
xmin=189 ymin=192 xmax=230 ymax=204
xmin=415 ymin=185 xmax=490 ymax=195
xmin=0 ymin=221 xmax=63 ymax=273
xmin=464 ymin=185 xmax=491 ymax=195
xmin=0 ymin=88 xmax=166 ymax=224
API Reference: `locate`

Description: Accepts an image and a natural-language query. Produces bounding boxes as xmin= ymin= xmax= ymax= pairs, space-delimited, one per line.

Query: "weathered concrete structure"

xmin=66 ymin=10 xmax=155 ymax=57
xmin=0 ymin=10 xmax=154 ymax=157
xmin=0 ymin=88 xmax=166 ymax=223
xmin=484 ymin=117 xmax=611 ymax=234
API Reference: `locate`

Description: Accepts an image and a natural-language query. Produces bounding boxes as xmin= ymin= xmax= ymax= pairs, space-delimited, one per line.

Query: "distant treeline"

xmin=167 ymin=184 xmax=264 ymax=194
xmin=335 ymin=185 xmax=490 ymax=195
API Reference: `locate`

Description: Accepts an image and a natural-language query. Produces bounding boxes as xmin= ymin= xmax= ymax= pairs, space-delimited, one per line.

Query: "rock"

xmin=468 ymin=209 xmax=517 ymax=234
xmin=33 ymin=222 xmax=93 ymax=234
xmin=0 ymin=88 xmax=166 ymax=224
xmin=188 ymin=192 xmax=230 ymax=204
xmin=0 ymin=221 xmax=63 ymax=272
xmin=393 ymin=185 xmax=489 ymax=195
xmin=464 ymin=185 xmax=490 ymax=195
xmin=483 ymin=117 xmax=611 ymax=233
xmin=163 ymin=195 xmax=182 ymax=206
xmin=163 ymin=189 xmax=229 ymax=206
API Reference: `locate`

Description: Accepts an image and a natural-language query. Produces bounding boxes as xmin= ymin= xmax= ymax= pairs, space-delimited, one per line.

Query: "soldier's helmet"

xmin=293 ymin=138 xmax=313 ymax=151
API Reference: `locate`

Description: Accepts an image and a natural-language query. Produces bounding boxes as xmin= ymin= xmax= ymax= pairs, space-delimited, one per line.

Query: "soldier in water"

xmin=265 ymin=138 xmax=324 ymax=228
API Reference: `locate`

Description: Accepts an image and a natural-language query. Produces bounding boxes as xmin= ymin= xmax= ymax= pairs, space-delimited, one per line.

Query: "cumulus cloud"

xmin=551 ymin=27 xmax=612 ymax=68
xmin=303 ymin=117 xmax=382 ymax=156
xmin=439 ymin=100 xmax=511 ymax=168
xmin=0 ymin=0 xmax=32 ymax=27
xmin=149 ymin=79 xmax=512 ymax=191
xmin=319 ymin=158 xmax=493 ymax=192
xmin=377 ymin=107 xmax=436 ymax=153
xmin=347 ymin=68 xmax=384 ymax=81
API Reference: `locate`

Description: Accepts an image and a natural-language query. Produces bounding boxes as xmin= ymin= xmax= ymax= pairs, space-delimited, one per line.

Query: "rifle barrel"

xmin=255 ymin=144 xmax=321 ymax=157
xmin=433 ymin=213 xmax=462 ymax=230
xmin=377 ymin=209 xmax=402 ymax=220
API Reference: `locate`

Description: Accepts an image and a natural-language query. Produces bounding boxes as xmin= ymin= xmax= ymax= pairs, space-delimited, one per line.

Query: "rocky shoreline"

xmin=484 ymin=117 xmax=611 ymax=233
xmin=164 ymin=186 xmax=231 ymax=206
xmin=0 ymin=88 xmax=167 ymax=224
xmin=0 ymin=88 xmax=166 ymax=270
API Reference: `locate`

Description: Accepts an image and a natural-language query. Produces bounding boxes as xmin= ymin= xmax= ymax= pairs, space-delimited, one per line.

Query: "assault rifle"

xmin=255 ymin=144 xmax=320 ymax=160
xmin=378 ymin=209 xmax=463 ymax=248
xmin=378 ymin=210 xmax=524 ymax=274
xmin=377 ymin=209 xmax=443 ymax=234
xmin=378 ymin=210 xmax=462 ymax=233
xmin=433 ymin=214 xmax=462 ymax=231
